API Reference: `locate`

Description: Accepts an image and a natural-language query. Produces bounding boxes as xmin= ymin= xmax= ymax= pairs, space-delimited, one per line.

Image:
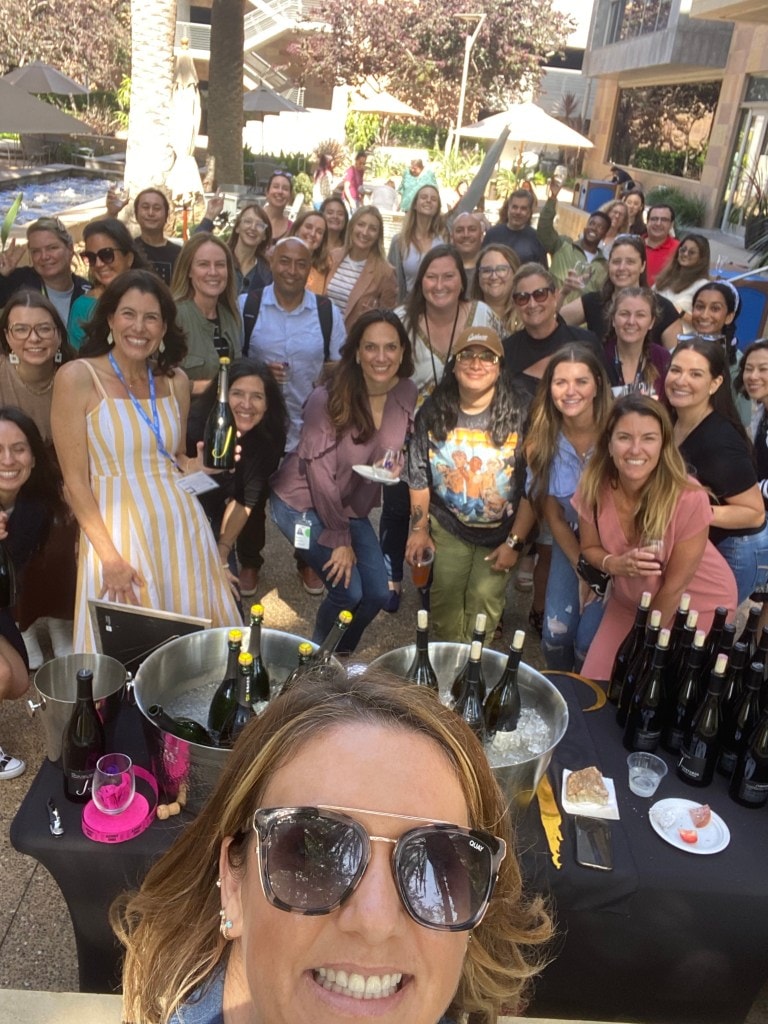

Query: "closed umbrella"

xmin=1 ymin=61 xmax=88 ymax=96
xmin=0 ymin=79 xmax=92 ymax=134
xmin=166 ymin=43 xmax=204 ymax=235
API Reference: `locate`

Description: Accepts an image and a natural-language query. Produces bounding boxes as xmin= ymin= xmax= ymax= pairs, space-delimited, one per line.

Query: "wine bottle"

xmin=668 ymin=593 xmax=691 ymax=651
xmin=0 ymin=539 xmax=16 ymax=609
xmin=203 ymin=357 xmax=236 ymax=469
xmin=623 ymin=628 xmax=670 ymax=752
xmin=281 ymin=642 xmax=315 ymax=692
xmin=607 ymin=591 xmax=651 ymax=704
xmin=702 ymin=606 xmax=728 ymax=677
xmin=663 ymin=608 xmax=699 ymax=703
xmin=247 ymin=604 xmax=270 ymax=702
xmin=728 ymin=705 xmax=768 ymax=808
xmin=310 ymin=610 xmax=353 ymax=673
xmin=485 ymin=630 xmax=525 ymax=739
xmin=454 ymin=640 xmax=486 ymax=742
xmin=148 ymin=703 xmax=213 ymax=746
xmin=661 ymin=629 xmax=706 ymax=754
xmin=405 ymin=610 xmax=439 ymax=691
xmin=617 ymin=609 xmax=662 ymax=728
xmin=219 ymin=653 xmax=256 ymax=748
xmin=738 ymin=606 xmax=761 ymax=660
xmin=62 ymin=669 xmax=105 ymax=803
xmin=754 ymin=625 xmax=768 ymax=677
xmin=451 ymin=613 xmax=488 ymax=704
xmin=718 ymin=661 xmax=763 ymax=777
xmin=719 ymin=641 xmax=747 ymax=722
xmin=677 ymin=653 xmax=727 ymax=787
xmin=208 ymin=628 xmax=243 ymax=735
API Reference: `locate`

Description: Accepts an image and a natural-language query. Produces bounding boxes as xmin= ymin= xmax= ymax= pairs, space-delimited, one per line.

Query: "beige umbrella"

xmin=349 ymin=91 xmax=422 ymax=118
xmin=166 ymin=43 xmax=204 ymax=234
xmin=460 ymin=101 xmax=593 ymax=150
xmin=1 ymin=61 xmax=88 ymax=96
xmin=0 ymin=78 xmax=92 ymax=134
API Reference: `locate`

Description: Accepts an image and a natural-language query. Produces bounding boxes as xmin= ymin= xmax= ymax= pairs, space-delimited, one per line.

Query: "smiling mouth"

xmin=313 ymin=968 xmax=404 ymax=1000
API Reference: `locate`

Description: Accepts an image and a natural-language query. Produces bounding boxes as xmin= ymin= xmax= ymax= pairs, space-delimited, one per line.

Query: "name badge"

xmin=177 ymin=471 xmax=220 ymax=496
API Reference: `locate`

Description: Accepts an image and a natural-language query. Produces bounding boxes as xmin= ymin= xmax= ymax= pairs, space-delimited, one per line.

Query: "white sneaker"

xmin=48 ymin=618 xmax=74 ymax=659
xmin=21 ymin=622 xmax=44 ymax=671
xmin=0 ymin=748 xmax=26 ymax=779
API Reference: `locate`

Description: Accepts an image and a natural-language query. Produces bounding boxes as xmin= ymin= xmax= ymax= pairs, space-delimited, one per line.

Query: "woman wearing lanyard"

xmin=604 ymin=286 xmax=671 ymax=398
xmin=51 ymin=270 xmax=240 ymax=653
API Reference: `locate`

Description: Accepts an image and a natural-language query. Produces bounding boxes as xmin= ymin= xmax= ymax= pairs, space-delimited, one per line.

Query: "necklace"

xmin=12 ymin=362 xmax=55 ymax=396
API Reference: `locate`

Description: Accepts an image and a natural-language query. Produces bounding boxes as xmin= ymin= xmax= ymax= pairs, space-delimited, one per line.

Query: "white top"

xmin=326 ymin=256 xmax=366 ymax=311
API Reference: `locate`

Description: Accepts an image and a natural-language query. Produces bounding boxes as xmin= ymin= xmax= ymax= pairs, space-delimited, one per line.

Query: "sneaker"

xmin=238 ymin=567 xmax=260 ymax=598
xmin=0 ymin=748 xmax=26 ymax=780
xmin=299 ymin=565 xmax=325 ymax=596
xmin=21 ymin=623 xmax=44 ymax=672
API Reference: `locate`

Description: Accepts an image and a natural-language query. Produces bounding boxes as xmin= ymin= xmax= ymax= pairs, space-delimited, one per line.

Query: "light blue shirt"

xmin=238 ymin=285 xmax=346 ymax=452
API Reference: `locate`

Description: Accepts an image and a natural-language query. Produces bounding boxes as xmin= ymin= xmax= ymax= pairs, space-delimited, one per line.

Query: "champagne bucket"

xmin=30 ymin=654 xmax=127 ymax=762
xmin=133 ymin=626 xmax=342 ymax=813
xmin=368 ymin=643 xmax=568 ymax=811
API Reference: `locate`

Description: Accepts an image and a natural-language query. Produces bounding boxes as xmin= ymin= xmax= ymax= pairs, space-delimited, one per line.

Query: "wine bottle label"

xmin=719 ymin=749 xmax=738 ymax=775
xmin=677 ymin=750 xmax=708 ymax=782
xmin=633 ymin=728 xmax=661 ymax=752
xmin=66 ymin=769 xmax=94 ymax=797
xmin=664 ymin=727 xmax=684 ymax=752
xmin=735 ymin=778 xmax=768 ymax=804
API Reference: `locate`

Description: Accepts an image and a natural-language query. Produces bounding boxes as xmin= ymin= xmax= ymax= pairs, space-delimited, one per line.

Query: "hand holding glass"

xmin=410 ymin=546 xmax=434 ymax=588
xmin=92 ymin=753 xmax=135 ymax=815
xmin=640 ymin=536 xmax=666 ymax=566
xmin=374 ymin=448 xmax=403 ymax=479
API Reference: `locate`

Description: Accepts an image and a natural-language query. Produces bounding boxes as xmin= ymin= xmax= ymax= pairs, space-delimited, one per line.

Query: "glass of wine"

xmin=373 ymin=448 xmax=403 ymax=480
xmin=641 ymin=536 xmax=666 ymax=567
xmin=572 ymin=260 xmax=593 ymax=289
xmin=91 ymin=753 xmax=135 ymax=816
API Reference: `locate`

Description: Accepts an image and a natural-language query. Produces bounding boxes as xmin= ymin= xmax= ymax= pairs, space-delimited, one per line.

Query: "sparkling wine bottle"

xmin=62 ymin=669 xmax=105 ymax=803
xmin=219 ymin=653 xmax=256 ymax=748
xmin=208 ymin=628 xmax=243 ymax=735
xmin=702 ymin=606 xmax=728 ymax=678
xmin=453 ymin=640 xmax=486 ymax=742
xmin=484 ymin=630 xmax=525 ymax=739
xmin=281 ymin=642 xmax=314 ymax=692
xmin=148 ymin=703 xmax=214 ymax=746
xmin=677 ymin=653 xmax=727 ymax=787
xmin=728 ymin=704 xmax=768 ymax=808
xmin=451 ymin=613 xmax=488 ymax=704
xmin=718 ymin=661 xmax=763 ymax=778
xmin=623 ymin=628 xmax=669 ymax=753
xmin=661 ymin=629 xmax=706 ymax=754
xmin=607 ymin=591 xmax=651 ymax=705
xmin=738 ymin=606 xmax=761 ymax=661
xmin=663 ymin=608 xmax=699 ymax=705
xmin=405 ymin=610 xmax=438 ymax=691
xmin=668 ymin=593 xmax=691 ymax=651
xmin=617 ymin=609 xmax=662 ymax=728
xmin=203 ymin=357 xmax=236 ymax=469
xmin=719 ymin=641 xmax=747 ymax=723
xmin=247 ymin=604 xmax=270 ymax=702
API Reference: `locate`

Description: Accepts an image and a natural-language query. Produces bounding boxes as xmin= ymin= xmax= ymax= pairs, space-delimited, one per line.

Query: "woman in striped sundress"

xmin=51 ymin=270 xmax=240 ymax=653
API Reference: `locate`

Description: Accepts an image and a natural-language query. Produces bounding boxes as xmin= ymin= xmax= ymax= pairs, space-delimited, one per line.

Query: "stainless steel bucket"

xmin=30 ymin=654 xmax=128 ymax=762
xmin=132 ymin=626 xmax=342 ymax=813
xmin=368 ymin=642 xmax=568 ymax=811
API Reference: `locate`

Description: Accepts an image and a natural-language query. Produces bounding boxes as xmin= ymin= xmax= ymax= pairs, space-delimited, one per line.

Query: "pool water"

xmin=0 ymin=176 xmax=111 ymax=225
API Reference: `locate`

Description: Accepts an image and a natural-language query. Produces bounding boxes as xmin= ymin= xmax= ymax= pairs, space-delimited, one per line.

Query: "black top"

xmin=503 ymin=317 xmax=603 ymax=402
xmin=678 ymin=410 xmax=760 ymax=544
xmin=754 ymin=408 xmax=768 ymax=509
xmin=134 ymin=239 xmax=181 ymax=286
xmin=582 ymin=290 xmax=679 ymax=346
xmin=483 ymin=224 xmax=547 ymax=265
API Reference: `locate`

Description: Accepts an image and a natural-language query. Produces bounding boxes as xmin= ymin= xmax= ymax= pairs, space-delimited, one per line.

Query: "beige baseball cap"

xmin=452 ymin=326 xmax=503 ymax=359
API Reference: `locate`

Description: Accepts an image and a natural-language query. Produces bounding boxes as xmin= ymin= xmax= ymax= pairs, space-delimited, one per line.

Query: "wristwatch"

xmin=505 ymin=533 xmax=525 ymax=551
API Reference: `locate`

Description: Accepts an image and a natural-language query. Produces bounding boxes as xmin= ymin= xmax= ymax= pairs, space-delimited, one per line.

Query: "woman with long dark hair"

xmin=319 ymin=195 xmax=348 ymax=251
xmin=271 ymin=309 xmax=416 ymax=652
xmin=624 ymin=188 xmax=646 ymax=235
xmin=406 ymin=326 xmax=526 ymax=642
xmin=654 ymin=232 xmax=711 ymax=325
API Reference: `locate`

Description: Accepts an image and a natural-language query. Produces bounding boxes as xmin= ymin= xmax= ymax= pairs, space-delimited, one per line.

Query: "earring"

xmin=215 ymin=878 xmax=222 ymax=888
xmin=8 ymin=352 xmax=19 ymax=365
xmin=159 ymin=339 xmax=166 ymax=354
xmin=54 ymin=348 xmax=63 ymax=364
xmin=107 ymin=330 xmax=114 ymax=347
xmin=219 ymin=908 xmax=233 ymax=939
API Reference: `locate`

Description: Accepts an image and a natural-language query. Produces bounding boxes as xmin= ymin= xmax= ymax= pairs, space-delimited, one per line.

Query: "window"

xmin=604 ymin=0 xmax=672 ymax=44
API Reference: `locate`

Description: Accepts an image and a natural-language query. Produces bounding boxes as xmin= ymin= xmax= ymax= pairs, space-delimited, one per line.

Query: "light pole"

xmin=453 ymin=12 xmax=486 ymax=155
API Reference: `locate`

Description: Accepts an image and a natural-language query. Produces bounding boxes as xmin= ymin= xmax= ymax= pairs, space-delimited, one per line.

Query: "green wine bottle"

xmin=219 ymin=653 xmax=256 ymax=748
xmin=148 ymin=703 xmax=214 ymax=746
xmin=208 ymin=628 xmax=243 ymax=735
xmin=247 ymin=604 xmax=270 ymax=702
xmin=203 ymin=357 xmax=236 ymax=469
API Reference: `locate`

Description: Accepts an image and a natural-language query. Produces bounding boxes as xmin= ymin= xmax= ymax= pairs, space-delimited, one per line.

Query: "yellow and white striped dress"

xmin=73 ymin=362 xmax=240 ymax=652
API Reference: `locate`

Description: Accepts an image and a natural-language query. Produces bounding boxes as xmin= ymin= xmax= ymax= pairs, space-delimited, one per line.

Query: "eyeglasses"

xmin=7 ymin=322 xmax=57 ymax=341
xmin=81 ymin=247 xmax=125 ymax=266
xmin=455 ymin=349 xmax=500 ymax=365
xmin=512 ymin=286 xmax=554 ymax=307
xmin=678 ymin=246 xmax=699 ymax=256
xmin=251 ymin=805 xmax=505 ymax=932
xmin=270 ymin=169 xmax=293 ymax=181
xmin=648 ymin=216 xmax=672 ymax=224
xmin=478 ymin=265 xmax=511 ymax=279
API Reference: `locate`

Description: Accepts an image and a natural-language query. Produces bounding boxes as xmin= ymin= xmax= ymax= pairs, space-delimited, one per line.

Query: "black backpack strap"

xmin=241 ymin=288 xmax=263 ymax=357
xmin=316 ymin=294 xmax=334 ymax=362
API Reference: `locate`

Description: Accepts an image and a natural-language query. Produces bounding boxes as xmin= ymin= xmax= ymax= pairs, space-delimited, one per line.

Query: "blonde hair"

xmin=170 ymin=232 xmax=240 ymax=323
xmin=396 ymin=183 xmax=445 ymax=257
xmin=578 ymin=392 xmax=696 ymax=541
xmin=112 ymin=672 xmax=552 ymax=1023
xmin=340 ymin=205 xmax=388 ymax=264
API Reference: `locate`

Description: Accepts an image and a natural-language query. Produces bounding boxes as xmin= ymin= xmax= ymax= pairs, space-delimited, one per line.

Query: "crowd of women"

xmin=0 ymin=169 xmax=766 ymax=783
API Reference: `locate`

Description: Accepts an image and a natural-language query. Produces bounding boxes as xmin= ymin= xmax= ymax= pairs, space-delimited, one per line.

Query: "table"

xmin=11 ymin=681 xmax=768 ymax=1018
xmin=521 ymin=672 xmax=768 ymax=1024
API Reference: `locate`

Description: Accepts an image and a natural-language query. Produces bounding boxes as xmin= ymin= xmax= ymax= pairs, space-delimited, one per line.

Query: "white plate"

xmin=352 ymin=464 xmax=400 ymax=485
xmin=561 ymin=769 xmax=620 ymax=820
xmin=649 ymin=797 xmax=730 ymax=854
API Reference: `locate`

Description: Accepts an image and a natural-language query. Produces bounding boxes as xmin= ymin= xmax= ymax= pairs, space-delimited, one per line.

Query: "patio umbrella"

xmin=0 ymin=79 xmax=92 ymax=133
xmin=243 ymin=83 xmax=307 ymax=120
xmin=349 ymin=91 xmax=422 ymax=118
xmin=460 ymin=101 xmax=593 ymax=150
xmin=1 ymin=61 xmax=88 ymax=96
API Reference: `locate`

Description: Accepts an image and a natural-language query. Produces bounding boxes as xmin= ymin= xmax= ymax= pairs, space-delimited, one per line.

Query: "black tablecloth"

xmin=521 ymin=672 xmax=768 ymax=1024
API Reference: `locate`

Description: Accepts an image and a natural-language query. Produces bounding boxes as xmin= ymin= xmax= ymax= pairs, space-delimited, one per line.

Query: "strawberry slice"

xmin=678 ymin=828 xmax=699 ymax=844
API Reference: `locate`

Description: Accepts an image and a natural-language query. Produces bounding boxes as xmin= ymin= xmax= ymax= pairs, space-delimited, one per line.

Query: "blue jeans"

xmin=541 ymin=538 xmax=605 ymax=671
xmin=270 ymin=495 xmax=390 ymax=653
xmin=716 ymin=521 xmax=768 ymax=604
xmin=379 ymin=479 xmax=410 ymax=584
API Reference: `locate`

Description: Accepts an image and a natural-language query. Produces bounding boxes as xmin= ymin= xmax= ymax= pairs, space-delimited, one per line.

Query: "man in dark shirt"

xmin=0 ymin=217 xmax=89 ymax=322
xmin=107 ymin=186 xmax=181 ymax=284
xmin=484 ymin=189 xmax=547 ymax=265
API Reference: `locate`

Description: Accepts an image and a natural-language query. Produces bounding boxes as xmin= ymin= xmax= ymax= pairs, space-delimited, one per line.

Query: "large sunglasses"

xmin=455 ymin=349 xmax=500 ymax=365
xmin=252 ymin=805 xmax=505 ymax=932
xmin=512 ymin=286 xmax=554 ymax=307
xmin=81 ymin=247 xmax=125 ymax=266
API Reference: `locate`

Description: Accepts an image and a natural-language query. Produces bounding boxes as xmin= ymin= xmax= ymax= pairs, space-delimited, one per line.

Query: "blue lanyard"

xmin=108 ymin=353 xmax=180 ymax=470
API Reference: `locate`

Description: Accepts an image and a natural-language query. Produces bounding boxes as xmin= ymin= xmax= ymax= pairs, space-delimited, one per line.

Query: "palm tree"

xmin=207 ymin=0 xmax=245 ymax=187
xmin=124 ymin=0 xmax=177 ymax=197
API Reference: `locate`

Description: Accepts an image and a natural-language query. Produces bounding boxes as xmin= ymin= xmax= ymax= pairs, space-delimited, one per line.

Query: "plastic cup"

xmin=411 ymin=548 xmax=434 ymax=588
xmin=627 ymin=752 xmax=667 ymax=797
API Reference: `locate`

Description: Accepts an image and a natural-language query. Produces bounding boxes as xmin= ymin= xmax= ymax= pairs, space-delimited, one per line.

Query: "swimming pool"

xmin=0 ymin=175 xmax=112 ymax=224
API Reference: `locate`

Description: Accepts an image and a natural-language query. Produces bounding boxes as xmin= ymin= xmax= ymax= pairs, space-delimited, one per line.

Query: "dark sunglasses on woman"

xmin=81 ymin=247 xmax=125 ymax=266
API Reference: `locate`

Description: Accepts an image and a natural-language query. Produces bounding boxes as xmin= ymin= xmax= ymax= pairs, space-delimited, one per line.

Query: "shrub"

xmin=646 ymin=185 xmax=706 ymax=227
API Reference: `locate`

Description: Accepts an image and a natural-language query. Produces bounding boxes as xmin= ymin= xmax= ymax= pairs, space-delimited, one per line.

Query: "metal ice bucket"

xmin=368 ymin=643 xmax=568 ymax=811
xmin=30 ymin=654 xmax=128 ymax=762
xmin=132 ymin=626 xmax=342 ymax=813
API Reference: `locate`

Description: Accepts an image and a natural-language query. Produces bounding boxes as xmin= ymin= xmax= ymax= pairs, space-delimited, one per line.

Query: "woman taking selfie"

xmin=575 ymin=393 xmax=737 ymax=681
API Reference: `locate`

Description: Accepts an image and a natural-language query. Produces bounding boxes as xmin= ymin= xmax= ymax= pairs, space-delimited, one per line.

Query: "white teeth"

xmin=314 ymin=968 xmax=402 ymax=1000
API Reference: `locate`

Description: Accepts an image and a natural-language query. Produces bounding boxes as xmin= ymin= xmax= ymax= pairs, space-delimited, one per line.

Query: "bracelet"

xmin=506 ymin=533 xmax=525 ymax=551
xmin=221 ymin=563 xmax=230 ymax=570
xmin=601 ymin=554 xmax=612 ymax=572
xmin=410 ymin=525 xmax=426 ymax=533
